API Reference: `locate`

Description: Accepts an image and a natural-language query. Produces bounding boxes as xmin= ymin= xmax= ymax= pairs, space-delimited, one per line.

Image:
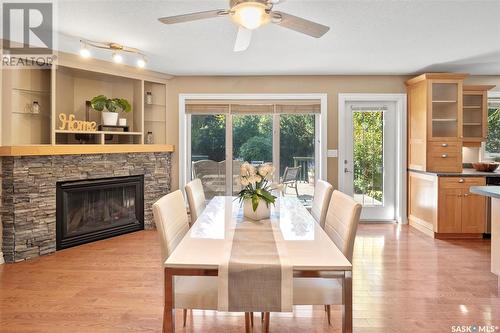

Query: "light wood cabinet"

xmin=406 ymin=73 xmax=468 ymax=173
xmin=437 ymin=187 xmax=462 ymax=233
xmin=408 ymin=172 xmax=486 ymax=238
xmin=462 ymin=85 xmax=495 ymax=145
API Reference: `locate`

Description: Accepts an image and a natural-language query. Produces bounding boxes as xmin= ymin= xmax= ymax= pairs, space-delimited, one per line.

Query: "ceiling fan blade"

xmin=272 ymin=11 xmax=330 ymax=38
xmin=234 ymin=27 xmax=252 ymax=52
xmin=158 ymin=10 xmax=226 ymax=25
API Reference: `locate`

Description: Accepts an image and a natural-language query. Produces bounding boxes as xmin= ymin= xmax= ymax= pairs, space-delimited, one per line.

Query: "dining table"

xmin=163 ymin=196 xmax=353 ymax=333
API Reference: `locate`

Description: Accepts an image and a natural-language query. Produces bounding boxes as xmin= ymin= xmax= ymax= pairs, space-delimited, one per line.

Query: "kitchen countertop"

xmin=470 ymin=186 xmax=500 ymax=199
xmin=409 ymin=168 xmax=500 ymax=177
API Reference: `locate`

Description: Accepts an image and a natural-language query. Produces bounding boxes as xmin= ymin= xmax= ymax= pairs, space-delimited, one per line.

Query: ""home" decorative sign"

xmin=59 ymin=113 xmax=97 ymax=132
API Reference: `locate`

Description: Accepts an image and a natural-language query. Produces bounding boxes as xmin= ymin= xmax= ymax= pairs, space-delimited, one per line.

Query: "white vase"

xmin=102 ymin=111 xmax=118 ymax=126
xmin=118 ymin=118 xmax=127 ymax=126
xmin=243 ymin=198 xmax=271 ymax=221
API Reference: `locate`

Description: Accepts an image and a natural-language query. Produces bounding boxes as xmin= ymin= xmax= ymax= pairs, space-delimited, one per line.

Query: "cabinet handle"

xmin=458 ymin=194 xmax=462 ymax=197
xmin=464 ymin=193 xmax=469 ymax=197
xmin=441 ymin=154 xmax=448 ymax=158
xmin=458 ymin=178 xmax=464 ymax=183
xmin=441 ymin=143 xmax=448 ymax=147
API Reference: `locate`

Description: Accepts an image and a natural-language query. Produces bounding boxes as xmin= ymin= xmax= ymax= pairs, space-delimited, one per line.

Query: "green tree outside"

xmin=352 ymin=111 xmax=383 ymax=202
xmin=191 ymin=113 xmax=315 ymax=178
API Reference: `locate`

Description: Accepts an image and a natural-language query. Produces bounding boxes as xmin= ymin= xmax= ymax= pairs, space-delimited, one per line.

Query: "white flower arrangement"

xmin=237 ymin=162 xmax=277 ymax=212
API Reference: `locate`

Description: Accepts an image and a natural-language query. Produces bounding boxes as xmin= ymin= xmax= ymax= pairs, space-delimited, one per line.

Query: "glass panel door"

xmin=279 ymin=114 xmax=316 ymax=204
xmin=431 ymin=83 xmax=459 ymax=138
xmin=190 ymin=114 xmax=226 ymax=199
xmin=232 ymin=114 xmax=273 ymax=195
xmin=463 ymin=92 xmax=483 ymax=140
xmin=352 ymin=111 xmax=384 ymax=206
xmin=343 ymin=101 xmax=396 ymax=221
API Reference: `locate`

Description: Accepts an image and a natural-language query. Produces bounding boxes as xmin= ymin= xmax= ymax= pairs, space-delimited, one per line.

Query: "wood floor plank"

xmin=1 ymin=224 xmax=499 ymax=332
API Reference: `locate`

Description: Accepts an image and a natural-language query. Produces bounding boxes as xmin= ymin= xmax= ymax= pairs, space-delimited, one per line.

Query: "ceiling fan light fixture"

xmin=231 ymin=1 xmax=270 ymax=30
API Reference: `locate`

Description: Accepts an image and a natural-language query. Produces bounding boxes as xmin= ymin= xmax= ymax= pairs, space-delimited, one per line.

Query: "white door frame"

xmin=338 ymin=93 xmax=407 ymax=223
xmin=179 ymin=93 xmax=328 ymax=193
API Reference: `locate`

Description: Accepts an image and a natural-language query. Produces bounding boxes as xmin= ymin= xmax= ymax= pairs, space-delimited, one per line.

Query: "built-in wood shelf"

xmin=432 ymin=118 xmax=457 ymax=122
xmin=0 ymin=144 xmax=175 ymax=156
xmin=54 ymin=130 xmax=143 ymax=136
xmin=432 ymin=100 xmax=457 ymax=103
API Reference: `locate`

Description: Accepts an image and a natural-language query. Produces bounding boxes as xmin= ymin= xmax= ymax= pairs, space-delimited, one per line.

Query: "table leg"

xmin=342 ymin=270 xmax=352 ymax=333
xmin=163 ymin=268 xmax=175 ymax=333
xmin=244 ymin=313 xmax=251 ymax=333
xmin=263 ymin=312 xmax=270 ymax=333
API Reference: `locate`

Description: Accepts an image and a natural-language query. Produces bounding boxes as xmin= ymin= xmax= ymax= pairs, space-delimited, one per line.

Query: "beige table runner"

xmin=218 ymin=208 xmax=293 ymax=313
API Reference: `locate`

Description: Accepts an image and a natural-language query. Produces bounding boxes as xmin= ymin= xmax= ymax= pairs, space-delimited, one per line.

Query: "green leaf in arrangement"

xmin=252 ymin=195 xmax=259 ymax=212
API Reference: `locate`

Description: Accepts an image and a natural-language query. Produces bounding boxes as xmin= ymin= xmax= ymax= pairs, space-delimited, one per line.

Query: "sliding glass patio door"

xmin=232 ymin=114 xmax=273 ymax=195
xmin=187 ymin=102 xmax=320 ymax=205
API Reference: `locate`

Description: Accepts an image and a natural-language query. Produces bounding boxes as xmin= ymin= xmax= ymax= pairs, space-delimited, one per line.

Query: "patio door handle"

xmin=344 ymin=168 xmax=352 ymax=173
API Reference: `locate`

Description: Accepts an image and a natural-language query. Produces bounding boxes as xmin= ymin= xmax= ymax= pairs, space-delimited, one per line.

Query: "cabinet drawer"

xmin=427 ymin=152 xmax=461 ymax=172
xmin=429 ymin=141 xmax=461 ymax=153
xmin=439 ymin=176 xmax=485 ymax=188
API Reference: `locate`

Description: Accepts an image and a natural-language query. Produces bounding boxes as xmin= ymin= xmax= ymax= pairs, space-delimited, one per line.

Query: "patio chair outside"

xmin=281 ymin=166 xmax=301 ymax=196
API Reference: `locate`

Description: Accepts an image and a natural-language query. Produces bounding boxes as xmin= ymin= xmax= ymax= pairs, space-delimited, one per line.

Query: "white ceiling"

xmin=53 ymin=0 xmax=500 ymax=75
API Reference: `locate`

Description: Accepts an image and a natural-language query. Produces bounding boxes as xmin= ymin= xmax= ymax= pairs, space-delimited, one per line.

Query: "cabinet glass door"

xmin=463 ymin=92 xmax=484 ymax=140
xmin=431 ymin=83 xmax=459 ymax=139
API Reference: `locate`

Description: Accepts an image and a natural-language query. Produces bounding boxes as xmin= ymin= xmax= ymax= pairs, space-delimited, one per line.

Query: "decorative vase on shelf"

xmin=146 ymin=131 xmax=154 ymax=144
xmin=118 ymin=118 xmax=127 ymax=126
xmin=243 ymin=198 xmax=271 ymax=221
xmin=101 ymin=111 xmax=118 ymax=126
xmin=145 ymin=92 xmax=153 ymax=105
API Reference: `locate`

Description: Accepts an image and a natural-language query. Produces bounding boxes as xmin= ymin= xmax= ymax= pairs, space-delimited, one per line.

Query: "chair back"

xmin=192 ymin=160 xmax=219 ymax=179
xmin=153 ymin=190 xmax=190 ymax=264
xmin=185 ymin=178 xmax=207 ymax=224
xmin=311 ymin=180 xmax=334 ymax=228
xmin=323 ymin=190 xmax=362 ymax=262
xmin=282 ymin=166 xmax=301 ymax=183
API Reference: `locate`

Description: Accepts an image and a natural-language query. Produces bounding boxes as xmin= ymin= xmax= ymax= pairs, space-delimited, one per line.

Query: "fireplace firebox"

xmin=56 ymin=175 xmax=144 ymax=250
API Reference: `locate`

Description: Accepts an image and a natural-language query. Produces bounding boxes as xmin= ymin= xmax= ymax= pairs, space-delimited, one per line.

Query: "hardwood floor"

xmin=1 ymin=224 xmax=499 ymax=333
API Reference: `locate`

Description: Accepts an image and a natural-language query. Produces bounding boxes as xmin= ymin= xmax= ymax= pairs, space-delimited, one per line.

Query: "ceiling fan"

xmin=158 ymin=0 xmax=330 ymax=52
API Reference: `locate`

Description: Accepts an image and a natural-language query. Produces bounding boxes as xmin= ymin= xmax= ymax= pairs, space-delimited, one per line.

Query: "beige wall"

xmin=167 ymin=75 xmax=410 ymax=190
xmin=167 ymin=75 xmax=500 ymax=191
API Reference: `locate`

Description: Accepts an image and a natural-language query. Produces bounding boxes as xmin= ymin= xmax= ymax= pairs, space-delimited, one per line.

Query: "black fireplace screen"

xmin=56 ymin=176 xmax=144 ymax=250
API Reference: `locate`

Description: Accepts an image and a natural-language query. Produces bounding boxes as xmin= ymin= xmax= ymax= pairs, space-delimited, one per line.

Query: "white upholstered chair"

xmin=310 ymin=180 xmax=333 ymax=229
xmin=185 ymin=178 xmax=206 ymax=225
xmin=293 ymin=190 xmax=362 ymax=324
xmin=153 ymin=190 xmax=217 ymax=327
xmin=154 ymin=190 xmax=255 ymax=330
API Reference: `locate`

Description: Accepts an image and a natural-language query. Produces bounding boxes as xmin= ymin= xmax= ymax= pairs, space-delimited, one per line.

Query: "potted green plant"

xmin=90 ymin=95 xmax=132 ymax=126
xmin=237 ymin=162 xmax=277 ymax=220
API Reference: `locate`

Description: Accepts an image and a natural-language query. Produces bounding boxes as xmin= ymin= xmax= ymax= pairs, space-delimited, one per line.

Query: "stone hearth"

xmin=1 ymin=152 xmax=171 ymax=263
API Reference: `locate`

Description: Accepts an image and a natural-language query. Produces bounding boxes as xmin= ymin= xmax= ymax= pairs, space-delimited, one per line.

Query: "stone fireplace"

xmin=1 ymin=152 xmax=171 ymax=263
